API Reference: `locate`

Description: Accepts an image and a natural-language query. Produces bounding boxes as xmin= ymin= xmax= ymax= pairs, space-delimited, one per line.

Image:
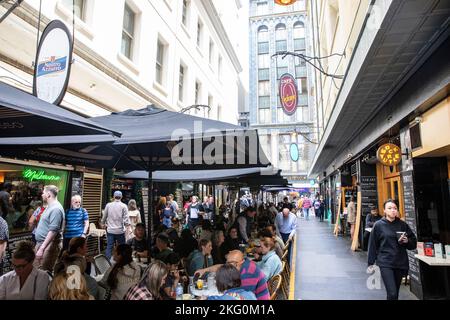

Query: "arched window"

xmin=275 ymin=23 xmax=287 ymax=52
xmin=257 ymin=25 xmax=269 ymax=54
xmin=293 ymin=21 xmax=305 ymax=39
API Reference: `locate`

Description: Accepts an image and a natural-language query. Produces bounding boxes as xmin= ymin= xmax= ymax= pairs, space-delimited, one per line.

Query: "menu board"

xmin=3 ymin=232 xmax=33 ymax=273
xmin=71 ymin=177 xmax=83 ymax=197
xmin=360 ymin=176 xmax=378 ymax=215
xmin=401 ymin=170 xmax=423 ymax=295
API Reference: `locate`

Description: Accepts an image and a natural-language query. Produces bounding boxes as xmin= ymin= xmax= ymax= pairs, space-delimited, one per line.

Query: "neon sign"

xmin=22 ymin=169 xmax=61 ymax=182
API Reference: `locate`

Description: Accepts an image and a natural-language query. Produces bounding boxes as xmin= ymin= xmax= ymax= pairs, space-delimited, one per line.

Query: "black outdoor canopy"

xmin=116 ymin=167 xmax=279 ymax=182
xmin=0 ymin=82 xmax=120 ymax=141
xmin=0 ymin=105 xmax=270 ymax=171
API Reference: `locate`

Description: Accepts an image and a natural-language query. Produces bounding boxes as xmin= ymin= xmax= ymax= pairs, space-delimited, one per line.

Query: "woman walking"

xmin=368 ymin=199 xmax=417 ymax=300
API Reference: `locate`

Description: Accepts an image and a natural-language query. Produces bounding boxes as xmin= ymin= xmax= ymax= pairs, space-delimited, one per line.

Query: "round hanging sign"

xmin=290 ymin=143 xmax=299 ymax=162
xmin=33 ymin=20 xmax=73 ymax=105
xmin=377 ymin=143 xmax=401 ymax=166
xmin=279 ymin=73 xmax=298 ymax=115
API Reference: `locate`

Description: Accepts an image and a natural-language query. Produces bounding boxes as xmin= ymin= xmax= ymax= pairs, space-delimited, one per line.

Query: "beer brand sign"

xmin=377 ymin=143 xmax=401 ymax=166
xmin=279 ymin=73 xmax=298 ymax=115
xmin=33 ymin=20 xmax=73 ymax=106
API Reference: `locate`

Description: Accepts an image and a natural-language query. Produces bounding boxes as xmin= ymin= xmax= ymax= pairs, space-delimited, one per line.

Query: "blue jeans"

xmin=106 ymin=233 xmax=125 ymax=260
xmin=303 ymin=208 xmax=309 ymax=219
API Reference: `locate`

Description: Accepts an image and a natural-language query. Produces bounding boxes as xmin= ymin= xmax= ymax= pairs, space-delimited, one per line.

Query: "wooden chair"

xmin=268 ymin=274 xmax=282 ymax=300
xmin=280 ymin=261 xmax=290 ymax=299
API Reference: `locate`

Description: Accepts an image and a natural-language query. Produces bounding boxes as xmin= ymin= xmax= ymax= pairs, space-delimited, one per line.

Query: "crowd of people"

xmin=0 ymin=185 xmax=301 ymax=300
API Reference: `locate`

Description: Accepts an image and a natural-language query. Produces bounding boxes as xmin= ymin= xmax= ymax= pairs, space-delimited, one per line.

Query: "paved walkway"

xmin=292 ymin=215 xmax=418 ymax=300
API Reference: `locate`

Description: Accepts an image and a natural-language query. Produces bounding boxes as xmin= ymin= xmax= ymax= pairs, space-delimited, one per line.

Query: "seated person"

xmin=0 ymin=241 xmax=49 ymax=300
xmin=154 ymin=233 xmax=173 ymax=262
xmin=160 ymin=252 xmax=183 ymax=300
xmin=100 ymin=244 xmax=141 ymax=300
xmin=253 ymin=237 xmax=282 ymax=282
xmin=258 ymin=229 xmax=283 ymax=259
xmin=207 ymin=264 xmax=256 ymax=300
xmin=127 ymin=223 xmax=149 ymax=260
xmin=54 ymin=237 xmax=98 ymax=299
xmin=221 ymin=227 xmax=240 ymax=256
xmin=173 ymin=229 xmax=198 ymax=259
xmin=187 ymin=239 xmax=213 ymax=276
xmin=124 ymin=261 xmax=168 ymax=300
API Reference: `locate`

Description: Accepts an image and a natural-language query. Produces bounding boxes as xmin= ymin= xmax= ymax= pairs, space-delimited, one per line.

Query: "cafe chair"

xmin=268 ymin=274 xmax=282 ymax=300
xmin=88 ymin=223 xmax=106 ymax=255
xmin=93 ymin=254 xmax=112 ymax=275
xmin=280 ymin=261 xmax=290 ymax=299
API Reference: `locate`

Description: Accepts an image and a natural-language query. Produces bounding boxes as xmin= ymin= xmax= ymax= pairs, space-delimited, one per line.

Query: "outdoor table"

xmin=189 ymin=274 xmax=219 ymax=297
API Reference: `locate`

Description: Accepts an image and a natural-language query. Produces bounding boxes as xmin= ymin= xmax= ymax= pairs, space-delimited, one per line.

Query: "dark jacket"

xmin=174 ymin=235 xmax=198 ymax=259
xmin=368 ymin=217 xmax=417 ymax=269
xmin=365 ymin=214 xmax=382 ymax=228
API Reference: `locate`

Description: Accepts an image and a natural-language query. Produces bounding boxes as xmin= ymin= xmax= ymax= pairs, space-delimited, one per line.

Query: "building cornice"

xmin=200 ymin=0 xmax=243 ymax=73
xmin=250 ymin=11 xmax=306 ymax=21
xmin=6 ymin=1 xmax=176 ymax=111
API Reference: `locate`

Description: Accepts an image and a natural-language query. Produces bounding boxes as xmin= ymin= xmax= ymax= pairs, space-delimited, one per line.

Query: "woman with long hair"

xmin=253 ymin=237 xmax=282 ymax=282
xmin=101 ymin=244 xmax=141 ymax=300
xmin=49 ymin=270 xmax=93 ymax=300
xmin=124 ymin=260 xmax=169 ymax=300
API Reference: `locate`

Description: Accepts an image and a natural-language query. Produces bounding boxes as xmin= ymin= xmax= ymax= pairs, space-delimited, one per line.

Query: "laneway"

xmin=292 ymin=216 xmax=417 ymax=300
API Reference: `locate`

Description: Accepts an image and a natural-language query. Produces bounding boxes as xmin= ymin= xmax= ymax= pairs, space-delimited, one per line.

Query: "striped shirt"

xmin=240 ymin=258 xmax=270 ymax=300
xmin=64 ymin=207 xmax=89 ymax=238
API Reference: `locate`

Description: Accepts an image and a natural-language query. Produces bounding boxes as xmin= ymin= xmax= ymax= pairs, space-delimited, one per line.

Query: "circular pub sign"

xmin=377 ymin=143 xmax=401 ymax=166
xmin=33 ymin=20 xmax=73 ymax=106
xmin=279 ymin=73 xmax=298 ymax=115
xmin=290 ymin=143 xmax=299 ymax=162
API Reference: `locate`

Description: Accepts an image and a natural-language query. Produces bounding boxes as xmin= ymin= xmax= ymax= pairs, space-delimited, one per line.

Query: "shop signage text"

xmin=33 ymin=20 xmax=73 ymax=106
xmin=22 ymin=169 xmax=61 ymax=182
xmin=377 ymin=143 xmax=401 ymax=166
xmin=279 ymin=73 xmax=298 ymax=115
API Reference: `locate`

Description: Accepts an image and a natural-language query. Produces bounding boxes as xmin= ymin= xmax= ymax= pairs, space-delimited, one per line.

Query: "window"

xmin=121 ymin=3 xmax=135 ymax=59
xmin=276 ymin=40 xmax=287 ymax=52
xmin=257 ymin=26 xmax=269 ymax=54
xmin=62 ymin=0 xmax=85 ymax=21
xmin=195 ymin=81 xmax=201 ymax=105
xmin=258 ymin=68 xmax=270 ymax=81
xmin=295 ymin=50 xmax=306 ymax=67
xmin=256 ymin=2 xmax=268 ymax=16
xmin=182 ymin=0 xmax=188 ymax=26
xmin=258 ymin=54 xmax=270 ymax=69
xmin=258 ymin=80 xmax=270 ymax=96
xmin=258 ymin=109 xmax=271 ymax=124
xmin=275 ymin=23 xmax=287 ymax=52
xmin=258 ymin=96 xmax=270 ymax=109
xmin=278 ymin=134 xmax=291 ymax=170
xmin=209 ymin=40 xmax=214 ymax=65
xmin=298 ymin=77 xmax=307 ymax=94
xmin=207 ymin=95 xmax=213 ymax=118
xmin=218 ymin=55 xmax=223 ymax=80
xmin=277 ymin=67 xmax=288 ymax=79
xmin=155 ymin=39 xmax=165 ymax=85
xmin=197 ymin=20 xmax=203 ymax=47
xmin=293 ymin=22 xmax=305 ymax=39
xmin=179 ymin=65 xmax=185 ymax=102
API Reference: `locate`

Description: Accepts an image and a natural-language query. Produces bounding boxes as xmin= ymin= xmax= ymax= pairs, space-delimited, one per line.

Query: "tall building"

xmin=248 ymin=0 xmax=317 ymax=187
xmin=0 ymin=0 xmax=248 ymax=124
xmin=308 ymin=0 xmax=450 ymax=300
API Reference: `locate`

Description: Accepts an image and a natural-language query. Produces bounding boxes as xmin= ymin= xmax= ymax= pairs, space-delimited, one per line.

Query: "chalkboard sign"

xmin=360 ymin=176 xmax=378 ymax=215
xmin=401 ymin=170 xmax=423 ymax=295
xmin=71 ymin=177 xmax=83 ymax=197
xmin=3 ymin=232 xmax=33 ymax=273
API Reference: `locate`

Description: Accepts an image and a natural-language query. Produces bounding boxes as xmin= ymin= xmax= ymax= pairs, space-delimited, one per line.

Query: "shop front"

xmin=0 ymin=160 xmax=71 ymax=273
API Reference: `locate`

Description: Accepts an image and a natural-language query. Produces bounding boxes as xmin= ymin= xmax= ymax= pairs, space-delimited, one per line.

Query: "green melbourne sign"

xmin=22 ymin=168 xmax=62 ymax=182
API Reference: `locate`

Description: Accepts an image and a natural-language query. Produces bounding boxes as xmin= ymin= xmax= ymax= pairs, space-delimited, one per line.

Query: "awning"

xmin=0 ymin=82 xmax=120 ymax=139
xmin=116 ymin=167 xmax=280 ymax=182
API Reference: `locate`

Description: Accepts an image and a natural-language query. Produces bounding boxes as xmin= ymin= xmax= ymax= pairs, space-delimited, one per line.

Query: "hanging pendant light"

xmin=274 ymin=0 xmax=297 ymax=6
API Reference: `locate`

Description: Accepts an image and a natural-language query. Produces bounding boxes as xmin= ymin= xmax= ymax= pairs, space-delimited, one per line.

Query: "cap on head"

xmin=114 ymin=191 xmax=122 ymax=198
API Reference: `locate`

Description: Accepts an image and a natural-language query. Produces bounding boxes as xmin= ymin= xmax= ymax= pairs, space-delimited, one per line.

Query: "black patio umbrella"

xmin=0 ymin=82 xmax=120 ymax=140
xmin=1 ymin=105 xmax=270 ymax=238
